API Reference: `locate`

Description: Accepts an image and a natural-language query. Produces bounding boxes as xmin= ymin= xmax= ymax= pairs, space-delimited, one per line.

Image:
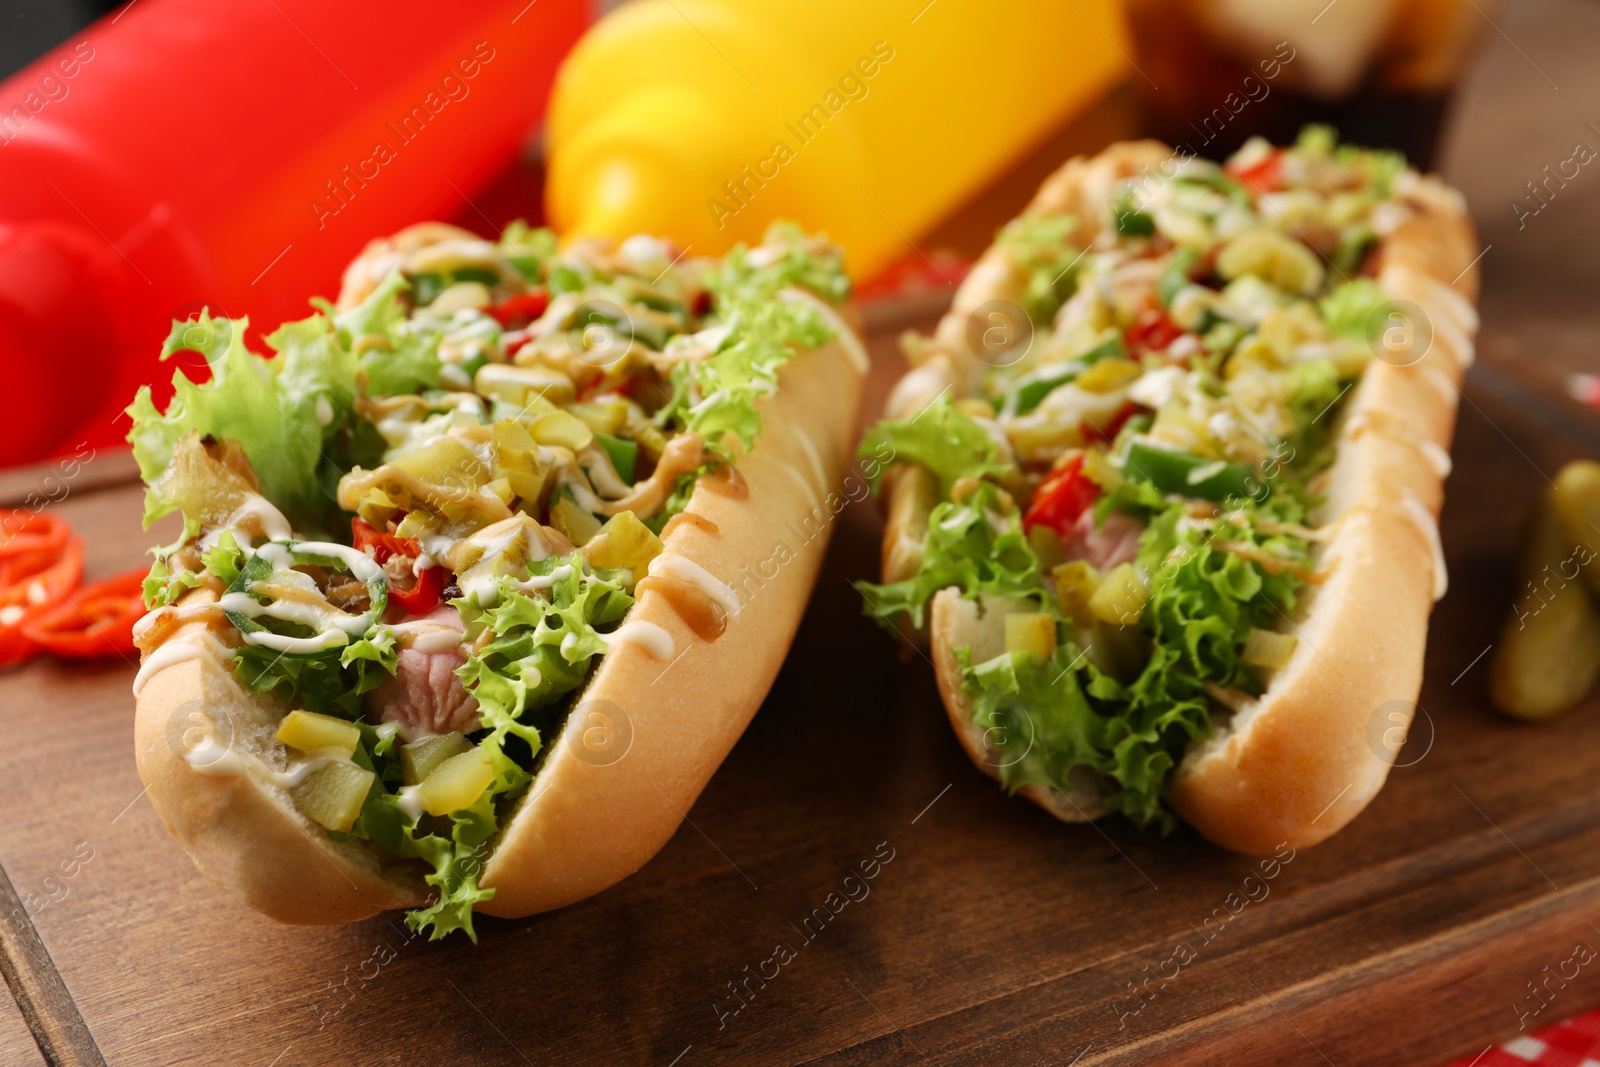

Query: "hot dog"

xmin=857 ymin=129 xmax=1478 ymax=852
xmin=129 ymin=222 xmax=865 ymax=936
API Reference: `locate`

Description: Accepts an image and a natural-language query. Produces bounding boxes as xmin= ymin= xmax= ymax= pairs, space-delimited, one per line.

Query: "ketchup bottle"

xmin=0 ymin=0 xmax=586 ymax=465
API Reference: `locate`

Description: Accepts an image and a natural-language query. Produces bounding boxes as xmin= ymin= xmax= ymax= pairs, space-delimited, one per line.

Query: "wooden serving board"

xmin=0 ymin=317 xmax=1599 ymax=1067
xmin=4 ymin=3 xmax=1599 ymax=1062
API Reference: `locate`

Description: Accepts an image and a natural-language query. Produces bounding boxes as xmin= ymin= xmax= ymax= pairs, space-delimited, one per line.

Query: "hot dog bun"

xmin=884 ymin=141 xmax=1477 ymax=851
xmin=133 ymin=264 xmax=865 ymax=924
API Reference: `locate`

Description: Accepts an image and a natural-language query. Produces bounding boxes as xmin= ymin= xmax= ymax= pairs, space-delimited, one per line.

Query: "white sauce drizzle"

xmin=790 ymin=425 xmax=830 ymax=498
xmin=599 ymin=620 xmax=675 ymax=660
xmin=183 ymin=738 xmax=340 ymax=788
xmin=396 ymin=784 xmax=427 ymax=821
xmin=647 ymin=552 xmax=742 ymax=615
xmin=1400 ymin=493 xmax=1448 ymax=602
xmin=131 ymin=632 xmax=235 ymax=697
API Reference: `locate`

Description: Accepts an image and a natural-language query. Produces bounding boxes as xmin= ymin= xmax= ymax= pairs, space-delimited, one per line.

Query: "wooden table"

xmin=3 ymin=1 xmax=1599 ymax=1064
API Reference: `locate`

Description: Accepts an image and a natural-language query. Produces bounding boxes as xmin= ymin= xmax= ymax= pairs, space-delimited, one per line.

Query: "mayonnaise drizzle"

xmin=790 ymin=424 xmax=830 ymax=497
xmin=599 ymin=620 xmax=675 ymax=660
xmin=1400 ymin=493 xmax=1448 ymax=601
xmin=131 ymin=632 xmax=234 ymax=697
xmin=647 ymin=553 xmax=742 ymax=615
xmin=183 ymin=737 xmax=340 ymax=789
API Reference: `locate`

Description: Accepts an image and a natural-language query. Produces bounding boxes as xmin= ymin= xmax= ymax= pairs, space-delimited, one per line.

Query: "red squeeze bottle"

xmin=0 ymin=0 xmax=586 ymax=466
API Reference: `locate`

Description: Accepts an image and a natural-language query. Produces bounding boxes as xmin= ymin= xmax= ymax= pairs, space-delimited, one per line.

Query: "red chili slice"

xmin=487 ymin=291 xmax=550 ymax=330
xmin=1023 ymin=455 xmax=1100 ymax=537
xmin=18 ymin=567 xmax=147 ymax=660
xmin=352 ymin=517 xmax=421 ymax=565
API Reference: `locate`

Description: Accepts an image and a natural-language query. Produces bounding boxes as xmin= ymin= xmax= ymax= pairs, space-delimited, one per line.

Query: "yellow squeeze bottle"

xmin=546 ymin=0 xmax=1129 ymax=278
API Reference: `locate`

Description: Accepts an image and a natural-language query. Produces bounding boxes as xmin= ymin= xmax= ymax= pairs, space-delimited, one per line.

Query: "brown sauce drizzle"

xmin=661 ymin=511 xmax=719 ymax=538
xmin=637 ymin=575 xmax=728 ymax=641
xmin=699 ymin=463 xmax=749 ymax=500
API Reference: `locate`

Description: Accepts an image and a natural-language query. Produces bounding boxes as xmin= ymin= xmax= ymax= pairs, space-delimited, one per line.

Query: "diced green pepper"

xmin=597 ymin=433 xmax=638 ymax=484
xmin=1122 ymin=439 xmax=1258 ymax=503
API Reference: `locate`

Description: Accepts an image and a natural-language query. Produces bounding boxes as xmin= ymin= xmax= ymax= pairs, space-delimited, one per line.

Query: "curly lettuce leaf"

xmin=330 ymin=272 xmax=443 ymax=397
xmin=856 ymin=393 xmax=1010 ymax=495
xmin=996 ymin=213 xmax=1081 ymax=324
xmin=856 ymin=480 xmax=1043 ymax=632
xmin=1319 ymin=278 xmax=1387 ymax=341
xmin=658 ymin=224 xmax=848 ymax=448
xmin=959 ymin=641 xmax=1210 ymax=831
xmin=126 ymin=307 xmax=359 ymax=535
xmin=454 ymin=555 xmax=634 ymax=734
xmin=231 ymin=625 xmax=397 ymax=719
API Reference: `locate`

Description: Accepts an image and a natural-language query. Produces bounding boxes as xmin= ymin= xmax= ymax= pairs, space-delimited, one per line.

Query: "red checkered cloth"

xmin=1444 ymin=1011 xmax=1600 ymax=1066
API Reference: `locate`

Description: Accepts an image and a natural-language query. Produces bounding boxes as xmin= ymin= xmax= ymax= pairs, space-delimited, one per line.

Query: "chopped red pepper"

xmin=18 ymin=567 xmax=147 ymax=660
xmin=352 ymin=518 xmax=446 ymax=615
xmin=352 ymin=517 xmax=421 ymax=565
xmin=1125 ymin=308 xmax=1185 ymax=356
xmin=1023 ymin=454 xmax=1100 ymax=537
xmin=690 ymin=289 xmax=713 ymax=317
xmin=486 ymin=290 xmax=550 ymax=330
xmin=1228 ymin=148 xmax=1285 ymax=196
xmin=1089 ymin=401 xmax=1141 ymax=445
xmin=390 ymin=562 xmax=445 ymax=616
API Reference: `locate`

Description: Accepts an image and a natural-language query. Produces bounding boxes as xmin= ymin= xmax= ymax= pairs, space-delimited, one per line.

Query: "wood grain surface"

xmin=1 ymin=1 xmax=1597 ymax=1064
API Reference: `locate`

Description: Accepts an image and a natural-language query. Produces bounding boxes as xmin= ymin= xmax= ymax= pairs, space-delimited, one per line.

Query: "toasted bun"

xmin=134 ymin=290 xmax=865 ymax=923
xmin=132 ymin=611 xmax=429 ymax=924
xmin=1171 ymin=173 xmax=1477 ymax=851
xmin=885 ymin=145 xmax=1477 ymax=852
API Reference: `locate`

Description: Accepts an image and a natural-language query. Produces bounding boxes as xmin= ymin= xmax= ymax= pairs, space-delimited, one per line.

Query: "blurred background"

xmin=0 ymin=0 xmax=1593 ymax=468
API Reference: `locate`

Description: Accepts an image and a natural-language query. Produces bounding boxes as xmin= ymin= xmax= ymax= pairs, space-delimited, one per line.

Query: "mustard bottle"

xmin=546 ymin=0 xmax=1129 ymax=278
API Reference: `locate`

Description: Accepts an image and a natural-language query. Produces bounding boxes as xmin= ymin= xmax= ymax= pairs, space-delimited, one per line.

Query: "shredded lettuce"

xmin=857 ymin=393 xmax=1010 ymax=496
xmin=856 ymin=481 xmax=1043 ymax=632
xmin=960 ymin=640 xmax=1211 ymax=831
xmin=329 ymin=273 xmax=443 ymax=396
xmin=1319 ymin=278 xmax=1387 ymax=340
xmin=997 ymin=214 xmax=1082 ymax=324
xmin=658 ymin=225 xmax=848 ymax=447
xmin=127 ymin=271 xmax=442 ymax=535
xmin=231 ymin=625 xmax=398 ymax=720
xmin=454 ymin=556 xmax=634 ymax=729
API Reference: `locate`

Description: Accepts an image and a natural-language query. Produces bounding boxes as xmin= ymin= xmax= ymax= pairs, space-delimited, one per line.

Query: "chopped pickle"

xmin=568 ymin=399 xmax=630 ymax=436
xmin=551 ymin=496 xmax=603 ymax=546
xmin=1027 ymin=524 xmax=1065 ymax=571
xmin=1240 ymin=627 xmax=1298 ymax=669
xmin=1216 ymin=230 xmax=1324 ymax=296
xmin=581 ymin=510 xmax=663 ymax=583
xmin=528 ymin=409 xmax=594 ymax=452
xmin=401 ymin=732 xmax=472 ymax=786
xmin=475 ymin=363 xmax=576 ymax=407
xmin=1075 ymin=357 xmax=1141 ymax=394
xmin=490 ymin=419 xmax=554 ymax=505
xmin=1089 ymin=562 xmax=1148 ymax=626
xmin=275 ymin=710 xmax=361 ymax=758
xmin=417 ymin=747 xmax=496 ymax=816
xmin=1004 ymin=612 xmax=1057 ymax=661
xmin=389 ymin=436 xmax=488 ymax=490
xmin=292 ymin=761 xmax=375 ymax=833
xmin=1053 ymin=560 xmax=1101 ymax=629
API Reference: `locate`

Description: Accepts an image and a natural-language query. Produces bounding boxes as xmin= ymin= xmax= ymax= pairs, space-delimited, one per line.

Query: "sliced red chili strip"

xmin=486 ymin=290 xmax=550 ymax=330
xmin=352 ymin=517 xmax=420 ymax=565
xmin=21 ymin=567 xmax=149 ymax=660
xmin=390 ymin=562 xmax=445 ymax=616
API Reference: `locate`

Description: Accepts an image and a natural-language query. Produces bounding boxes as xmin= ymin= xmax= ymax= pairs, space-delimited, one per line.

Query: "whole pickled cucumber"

xmin=1489 ymin=486 xmax=1600 ymax=720
xmin=1552 ymin=460 xmax=1600 ymax=598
